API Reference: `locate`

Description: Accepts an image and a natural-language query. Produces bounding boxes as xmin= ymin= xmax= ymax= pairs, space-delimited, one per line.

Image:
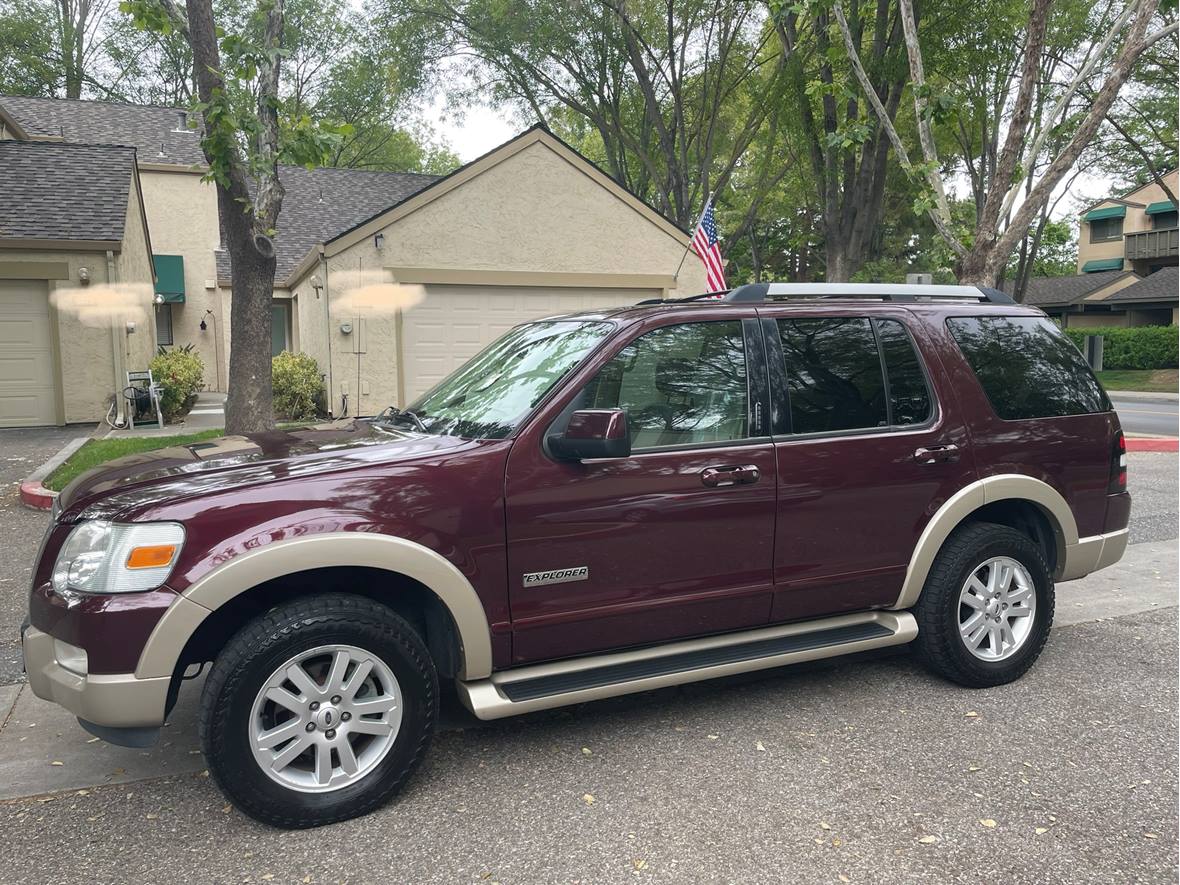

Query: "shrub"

xmin=150 ymin=346 xmax=205 ymax=422
xmin=1063 ymin=325 xmax=1178 ymax=370
xmin=272 ymin=351 xmax=324 ymax=421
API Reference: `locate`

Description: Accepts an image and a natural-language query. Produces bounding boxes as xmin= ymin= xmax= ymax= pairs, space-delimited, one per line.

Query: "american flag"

xmin=691 ymin=197 xmax=726 ymax=291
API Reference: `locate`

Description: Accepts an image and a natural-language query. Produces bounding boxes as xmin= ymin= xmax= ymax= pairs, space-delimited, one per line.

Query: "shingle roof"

xmin=0 ymin=95 xmax=205 ymax=166
xmin=216 ymin=164 xmax=438 ymax=282
xmin=1103 ymin=266 xmax=1178 ymax=303
xmin=1005 ymin=270 xmax=1131 ymax=307
xmin=0 ymin=140 xmax=135 ymax=242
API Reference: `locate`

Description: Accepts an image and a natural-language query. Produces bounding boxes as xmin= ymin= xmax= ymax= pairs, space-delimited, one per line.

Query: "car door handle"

xmin=913 ymin=444 xmax=960 ymax=465
xmin=701 ymin=465 xmax=760 ymax=487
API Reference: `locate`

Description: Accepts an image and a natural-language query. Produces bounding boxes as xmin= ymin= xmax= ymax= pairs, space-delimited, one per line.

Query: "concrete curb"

xmin=1126 ymin=437 xmax=1179 ymax=453
xmin=1107 ymin=390 xmax=1179 ymax=403
xmin=19 ymin=436 xmax=89 ymax=511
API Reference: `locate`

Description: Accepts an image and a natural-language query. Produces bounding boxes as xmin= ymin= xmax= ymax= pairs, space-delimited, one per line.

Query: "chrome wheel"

xmin=958 ymin=556 xmax=1037 ymax=662
xmin=249 ymin=644 xmax=402 ymax=793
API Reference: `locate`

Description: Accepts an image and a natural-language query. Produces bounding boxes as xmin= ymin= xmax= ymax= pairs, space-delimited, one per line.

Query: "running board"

xmin=457 ymin=611 xmax=917 ymax=720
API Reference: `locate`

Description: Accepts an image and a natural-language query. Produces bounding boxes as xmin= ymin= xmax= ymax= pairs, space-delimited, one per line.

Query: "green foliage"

xmin=0 ymin=0 xmax=58 ymax=95
xmin=1008 ymin=219 xmax=1078 ymax=280
xmin=272 ymin=350 xmax=323 ymax=420
xmin=1063 ymin=326 xmax=1179 ymax=370
xmin=150 ymin=346 xmax=206 ymax=421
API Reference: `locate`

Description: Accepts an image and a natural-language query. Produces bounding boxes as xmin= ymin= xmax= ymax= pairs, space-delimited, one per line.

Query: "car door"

xmin=762 ymin=308 xmax=977 ymax=622
xmin=503 ymin=315 xmax=777 ymax=665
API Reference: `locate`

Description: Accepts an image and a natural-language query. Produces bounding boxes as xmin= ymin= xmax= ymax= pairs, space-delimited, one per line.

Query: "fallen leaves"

xmin=979 ymin=819 xmax=998 ymax=829
xmin=917 ymin=835 xmax=939 ymax=844
xmin=756 ymin=741 xmax=766 ymax=752
xmin=1035 ymin=827 xmax=1049 ymax=835
xmin=582 ymin=793 xmax=595 ymax=806
xmin=49 ymin=761 xmax=63 ymax=767
xmin=964 ymin=711 xmax=979 ymax=718
xmin=632 ymin=859 xmax=648 ymax=870
xmin=581 ymin=747 xmax=592 ymax=756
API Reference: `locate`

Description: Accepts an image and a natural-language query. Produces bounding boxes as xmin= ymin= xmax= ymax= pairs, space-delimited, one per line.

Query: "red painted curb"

xmin=19 ymin=480 xmax=56 ymax=510
xmin=1126 ymin=438 xmax=1179 ymax=453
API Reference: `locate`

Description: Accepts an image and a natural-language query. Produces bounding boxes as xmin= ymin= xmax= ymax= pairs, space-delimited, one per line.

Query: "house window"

xmin=1152 ymin=210 xmax=1178 ymax=230
xmin=155 ymin=303 xmax=174 ymax=347
xmin=271 ymin=301 xmax=291 ymax=356
xmin=1089 ymin=216 xmax=1124 ymax=242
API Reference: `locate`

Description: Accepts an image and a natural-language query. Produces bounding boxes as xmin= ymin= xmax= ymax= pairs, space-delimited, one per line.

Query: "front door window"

xmin=579 ymin=320 xmax=750 ymax=447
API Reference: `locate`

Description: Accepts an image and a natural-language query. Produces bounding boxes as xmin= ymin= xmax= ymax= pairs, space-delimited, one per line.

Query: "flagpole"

xmin=673 ymin=191 xmax=713 ymax=286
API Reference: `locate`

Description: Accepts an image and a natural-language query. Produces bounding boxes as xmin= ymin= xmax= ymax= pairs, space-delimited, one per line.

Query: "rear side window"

xmin=776 ymin=317 xmax=933 ymax=434
xmin=876 ymin=319 xmax=933 ymax=426
xmin=778 ymin=318 xmax=887 ymax=433
xmin=947 ymin=316 xmax=1110 ymax=419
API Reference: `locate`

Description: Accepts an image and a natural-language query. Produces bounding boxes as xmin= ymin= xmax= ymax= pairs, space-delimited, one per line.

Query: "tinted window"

xmin=947 ymin=316 xmax=1110 ymax=419
xmin=876 ymin=319 xmax=932 ymax=425
xmin=1089 ymin=217 xmax=1123 ymax=242
xmin=778 ymin=318 xmax=887 ymax=433
xmin=581 ymin=321 xmax=748 ymax=448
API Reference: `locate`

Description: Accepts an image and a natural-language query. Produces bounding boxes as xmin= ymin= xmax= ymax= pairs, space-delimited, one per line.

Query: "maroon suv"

xmin=22 ymin=282 xmax=1130 ymax=827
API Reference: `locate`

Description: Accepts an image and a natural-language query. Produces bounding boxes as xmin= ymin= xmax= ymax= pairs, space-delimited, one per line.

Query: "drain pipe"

xmin=106 ymin=250 xmax=127 ymax=427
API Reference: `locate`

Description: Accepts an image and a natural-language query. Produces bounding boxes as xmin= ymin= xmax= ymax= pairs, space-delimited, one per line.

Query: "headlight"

xmin=51 ymin=520 xmax=185 ymax=595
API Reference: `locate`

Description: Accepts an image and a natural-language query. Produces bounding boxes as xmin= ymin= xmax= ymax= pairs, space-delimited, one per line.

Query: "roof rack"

xmin=640 ymin=282 xmax=1014 ymax=306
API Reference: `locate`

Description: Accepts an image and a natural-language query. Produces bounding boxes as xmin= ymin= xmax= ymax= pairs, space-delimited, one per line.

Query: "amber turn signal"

xmin=125 ymin=544 xmax=178 ymax=569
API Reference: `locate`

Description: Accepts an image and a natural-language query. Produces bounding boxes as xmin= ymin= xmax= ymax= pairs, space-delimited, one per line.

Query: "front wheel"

xmin=200 ymin=594 xmax=438 ymax=828
xmin=912 ymin=522 xmax=1055 ymax=688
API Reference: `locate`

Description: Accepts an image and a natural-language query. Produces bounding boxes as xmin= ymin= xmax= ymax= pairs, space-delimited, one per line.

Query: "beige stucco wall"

xmin=1077 ymin=170 xmax=1179 ymax=272
xmin=138 ymin=167 xmax=228 ymax=391
xmin=1063 ymin=312 xmax=1128 ymax=329
xmin=289 ymin=137 xmax=708 ymax=415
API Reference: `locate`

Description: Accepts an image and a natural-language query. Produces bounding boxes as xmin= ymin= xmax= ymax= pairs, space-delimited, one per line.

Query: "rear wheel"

xmin=912 ymin=522 xmax=1054 ymax=687
xmin=200 ymin=594 xmax=437 ymax=828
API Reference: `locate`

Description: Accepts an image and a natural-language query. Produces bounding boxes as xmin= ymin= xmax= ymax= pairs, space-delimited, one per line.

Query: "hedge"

xmin=150 ymin=346 xmax=205 ymax=421
xmin=272 ymin=351 xmax=325 ymax=420
xmin=1063 ymin=325 xmax=1178 ymax=370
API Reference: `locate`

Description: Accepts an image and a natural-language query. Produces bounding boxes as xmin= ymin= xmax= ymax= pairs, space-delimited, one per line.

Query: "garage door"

xmin=401 ymin=284 xmax=659 ymax=401
xmin=0 ymin=280 xmax=57 ymax=427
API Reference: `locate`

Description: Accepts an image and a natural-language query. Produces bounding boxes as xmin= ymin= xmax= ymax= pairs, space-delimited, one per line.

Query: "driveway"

xmin=0 ymin=437 xmax=1175 ymax=883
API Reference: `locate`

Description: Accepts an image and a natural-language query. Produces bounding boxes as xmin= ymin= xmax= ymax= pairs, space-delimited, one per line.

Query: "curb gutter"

xmin=19 ymin=437 xmax=88 ymax=511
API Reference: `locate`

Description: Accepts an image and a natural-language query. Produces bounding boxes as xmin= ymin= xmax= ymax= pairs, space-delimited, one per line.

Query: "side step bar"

xmin=457 ymin=611 xmax=917 ymax=720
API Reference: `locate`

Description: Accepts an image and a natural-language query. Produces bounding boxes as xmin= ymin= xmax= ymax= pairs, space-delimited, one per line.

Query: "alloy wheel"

xmin=957 ymin=556 xmax=1037 ymax=662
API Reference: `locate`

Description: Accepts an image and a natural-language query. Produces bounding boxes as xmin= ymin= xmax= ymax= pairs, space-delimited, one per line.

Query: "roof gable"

xmin=0 ymin=140 xmax=138 ymax=244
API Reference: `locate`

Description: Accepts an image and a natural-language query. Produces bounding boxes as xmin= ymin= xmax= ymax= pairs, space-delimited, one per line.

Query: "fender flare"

xmin=891 ymin=474 xmax=1079 ymax=610
xmin=136 ymin=533 xmax=494 ymax=681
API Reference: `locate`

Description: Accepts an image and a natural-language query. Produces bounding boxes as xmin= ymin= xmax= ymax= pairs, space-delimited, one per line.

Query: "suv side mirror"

xmin=548 ymin=409 xmax=631 ymax=461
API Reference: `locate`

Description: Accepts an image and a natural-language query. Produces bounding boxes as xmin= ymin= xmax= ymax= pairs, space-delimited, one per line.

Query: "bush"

xmin=272 ymin=351 xmax=324 ymax=420
xmin=150 ymin=346 xmax=205 ymax=422
xmin=1063 ymin=325 xmax=1178 ymax=370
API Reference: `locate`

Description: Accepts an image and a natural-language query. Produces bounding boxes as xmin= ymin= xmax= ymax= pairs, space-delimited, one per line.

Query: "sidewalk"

xmin=101 ymin=392 xmax=226 ymax=440
xmin=1106 ymin=389 xmax=1179 ymax=403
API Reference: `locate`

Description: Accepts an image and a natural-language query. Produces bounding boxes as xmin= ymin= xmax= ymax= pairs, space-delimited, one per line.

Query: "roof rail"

xmin=720 ymin=282 xmax=1014 ymax=304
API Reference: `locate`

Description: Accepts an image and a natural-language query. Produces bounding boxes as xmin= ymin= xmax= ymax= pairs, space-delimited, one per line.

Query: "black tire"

xmin=200 ymin=594 xmax=438 ymax=828
xmin=912 ymin=521 xmax=1055 ymax=688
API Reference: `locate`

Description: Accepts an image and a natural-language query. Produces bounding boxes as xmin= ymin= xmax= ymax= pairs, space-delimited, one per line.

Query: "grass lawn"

xmin=1095 ymin=369 xmax=1179 ymax=393
xmin=44 ymin=429 xmax=225 ymax=492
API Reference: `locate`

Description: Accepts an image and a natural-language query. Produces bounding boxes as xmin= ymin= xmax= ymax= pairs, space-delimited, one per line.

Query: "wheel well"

xmin=169 ymin=567 xmax=463 ymax=710
xmin=966 ymin=499 xmax=1060 ymax=574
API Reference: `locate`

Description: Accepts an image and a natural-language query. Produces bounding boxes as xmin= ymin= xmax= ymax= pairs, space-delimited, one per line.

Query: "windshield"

xmin=399 ymin=320 xmax=614 ymax=439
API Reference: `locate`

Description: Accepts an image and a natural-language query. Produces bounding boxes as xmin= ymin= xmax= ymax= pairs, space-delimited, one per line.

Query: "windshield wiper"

xmin=377 ymin=406 xmax=428 ymax=432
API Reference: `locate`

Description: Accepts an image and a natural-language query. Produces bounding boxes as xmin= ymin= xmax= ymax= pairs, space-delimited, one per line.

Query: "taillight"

xmin=1109 ymin=430 xmax=1127 ymax=493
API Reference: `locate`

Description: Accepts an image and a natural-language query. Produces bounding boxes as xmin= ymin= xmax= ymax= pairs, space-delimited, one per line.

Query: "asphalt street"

xmin=1111 ymin=396 xmax=1179 ymax=438
xmin=0 ymin=428 xmax=1176 ymax=883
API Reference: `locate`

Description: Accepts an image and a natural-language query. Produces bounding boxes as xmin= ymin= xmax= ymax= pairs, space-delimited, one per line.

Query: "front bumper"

xmin=22 ymin=626 xmax=170 ymax=728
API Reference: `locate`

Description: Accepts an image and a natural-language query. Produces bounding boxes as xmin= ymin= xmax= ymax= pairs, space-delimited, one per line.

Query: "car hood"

xmin=57 ymin=419 xmax=468 ymax=521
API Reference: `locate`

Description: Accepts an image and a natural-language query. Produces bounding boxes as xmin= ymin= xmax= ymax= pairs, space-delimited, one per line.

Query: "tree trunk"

xmin=826 ymin=239 xmax=854 ymax=283
xmin=221 ymin=193 xmax=276 ymax=434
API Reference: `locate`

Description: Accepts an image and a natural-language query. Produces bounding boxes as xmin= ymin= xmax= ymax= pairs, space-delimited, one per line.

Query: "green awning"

xmin=1145 ymin=200 xmax=1177 ymax=215
xmin=1082 ymin=258 xmax=1125 ymax=273
xmin=1084 ymin=205 xmax=1126 ymax=222
xmin=152 ymin=254 xmax=185 ymax=303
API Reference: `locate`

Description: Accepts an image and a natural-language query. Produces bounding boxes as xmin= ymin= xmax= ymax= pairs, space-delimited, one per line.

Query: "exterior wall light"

xmin=374 ymin=232 xmax=384 ymax=250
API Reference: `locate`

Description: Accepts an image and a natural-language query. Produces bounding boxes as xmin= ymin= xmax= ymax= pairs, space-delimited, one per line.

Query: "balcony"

xmin=1125 ymin=227 xmax=1179 ymax=261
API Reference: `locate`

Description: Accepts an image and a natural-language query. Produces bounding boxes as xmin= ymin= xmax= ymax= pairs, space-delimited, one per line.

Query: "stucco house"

xmin=0 ymin=95 xmax=707 ymax=425
xmin=0 ymin=137 xmax=155 ymax=426
xmin=1008 ymin=170 xmax=1178 ymax=327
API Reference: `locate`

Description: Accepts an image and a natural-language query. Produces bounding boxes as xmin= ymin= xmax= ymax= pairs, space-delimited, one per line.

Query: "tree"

xmin=771 ymin=0 xmax=912 ymax=281
xmin=834 ymin=0 xmax=1178 ymax=285
xmin=397 ymin=0 xmax=792 ymax=230
xmin=0 ymin=0 xmax=59 ymax=95
xmin=126 ymin=0 xmax=342 ymax=433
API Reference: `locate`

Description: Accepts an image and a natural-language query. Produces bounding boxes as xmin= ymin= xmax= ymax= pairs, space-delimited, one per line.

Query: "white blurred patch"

xmin=51 ymin=284 xmax=153 ymax=327
xmin=334 ymin=272 xmax=425 ymax=315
